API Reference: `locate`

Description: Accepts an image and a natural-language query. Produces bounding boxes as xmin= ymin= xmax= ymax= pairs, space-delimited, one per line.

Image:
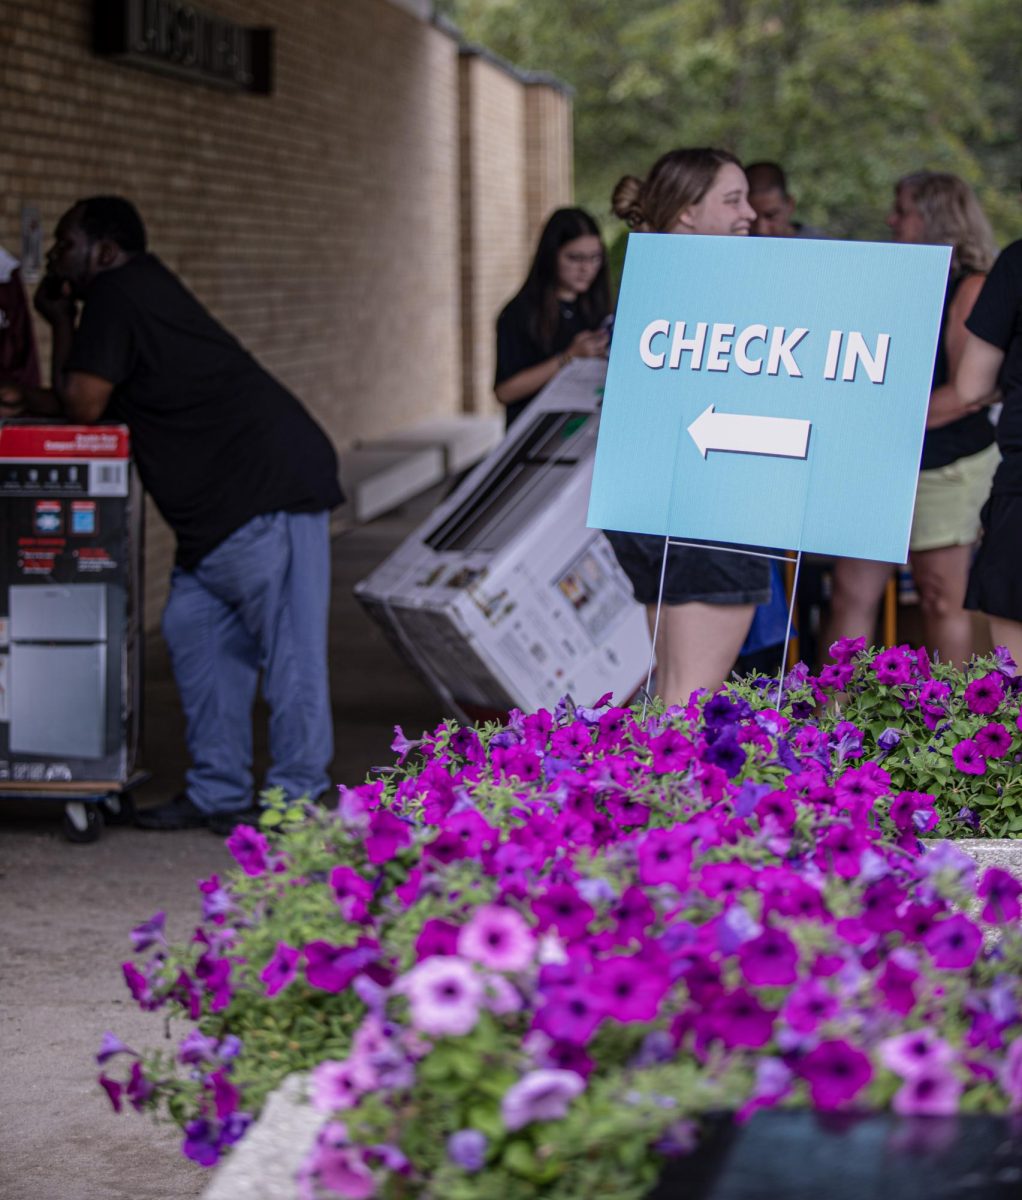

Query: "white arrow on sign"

xmin=687 ymin=404 xmax=811 ymax=460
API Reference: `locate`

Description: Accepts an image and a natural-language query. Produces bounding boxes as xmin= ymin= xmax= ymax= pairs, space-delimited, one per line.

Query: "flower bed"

xmin=99 ymin=646 xmax=1022 ymax=1199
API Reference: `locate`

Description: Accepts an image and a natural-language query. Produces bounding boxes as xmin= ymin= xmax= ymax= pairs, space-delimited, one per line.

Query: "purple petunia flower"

xmin=588 ymin=955 xmax=672 ymax=1023
xmin=892 ymin=1067 xmax=963 ymax=1115
xmin=975 ymin=723 xmax=1012 ymax=759
xmin=636 ymin=827 xmax=692 ymax=889
xmin=501 ymin=1068 xmax=585 ymax=1131
xmin=876 ymin=727 xmax=901 ymax=755
xmin=96 ymin=1031 xmax=137 ymax=1065
xmin=782 ymin=980 xmax=839 ymax=1034
xmin=182 ymin=1118 xmax=221 ymax=1167
xmin=738 ymin=927 xmax=800 ymax=987
xmin=924 ymin=914 xmax=982 ymax=970
xmin=951 ymin=739 xmax=986 ymax=775
xmin=533 ymin=984 xmax=603 ymax=1045
xmin=977 ymin=867 xmax=1022 ymax=924
xmin=457 ymin=904 xmax=534 ymax=972
xmin=398 ymin=956 xmax=483 ymax=1036
xmin=447 ymin=1129 xmax=488 ymax=1171
xmin=879 ymin=1029 xmax=954 ymax=1078
xmin=310 ymin=1057 xmax=377 ymax=1113
xmin=1000 ymin=1038 xmax=1022 ymax=1111
xmin=964 ymin=673 xmax=1005 ymax=715
xmin=329 ymin=866 xmax=373 ymax=923
xmin=305 ymin=938 xmax=379 ymax=994
xmin=712 ymin=988 xmax=777 ymax=1048
xmin=177 ymin=1029 xmax=219 ymax=1064
xmin=260 ymin=942 xmax=302 ymax=998
xmin=799 ymin=1039 xmax=872 ymax=1110
xmin=531 ymin=884 xmax=595 ymax=940
xmin=225 ymin=825 xmax=270 ymax=877
xmin=829 ymin=636 xmax=866 ymax=665
xmin=364 ymin=810 xmax=411 ymax=865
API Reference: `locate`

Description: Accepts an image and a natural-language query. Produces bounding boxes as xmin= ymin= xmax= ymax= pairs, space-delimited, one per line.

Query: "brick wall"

xmin=0 ymin=0 xmax=571 ymax=622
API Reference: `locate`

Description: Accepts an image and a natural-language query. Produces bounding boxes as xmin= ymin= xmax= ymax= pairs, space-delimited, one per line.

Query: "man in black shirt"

xmin=1 ymin=197 xmax=343 ymax=831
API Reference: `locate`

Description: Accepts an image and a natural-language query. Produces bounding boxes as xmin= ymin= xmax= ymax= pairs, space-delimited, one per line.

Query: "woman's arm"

xmin=494 ymin=328 xmax=608 ymax=408
xmin=926 ymin=274 xmax=1000 ymax=429
xmin=954 ymin=332 xmax=1005 ymax=406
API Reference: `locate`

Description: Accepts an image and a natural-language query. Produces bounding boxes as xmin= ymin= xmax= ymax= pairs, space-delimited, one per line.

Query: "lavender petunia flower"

xmin=447 ymin=1129 xmax=488 ymax=1171
xmin=398 ymin=956 xmax=483 ymax=1036
xmin=501 ymin=1068 xmax=585 ymax=1131
xmin=130 ymin=911 xmax=166 ymax=953
xmin=96 ymin=1031 xmax=137 ymax=1065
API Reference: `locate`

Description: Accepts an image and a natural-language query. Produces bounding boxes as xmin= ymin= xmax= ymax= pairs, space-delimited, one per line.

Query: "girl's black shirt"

xmin=494 ymin=292 xmax=601 ymax=428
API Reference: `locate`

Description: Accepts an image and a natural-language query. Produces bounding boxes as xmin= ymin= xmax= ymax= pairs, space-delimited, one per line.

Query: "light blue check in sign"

xmin=587 ymin=234 xmax=952 ymax=562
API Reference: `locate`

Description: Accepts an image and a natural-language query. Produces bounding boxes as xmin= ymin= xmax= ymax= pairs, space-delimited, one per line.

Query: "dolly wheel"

xmin=63 ymin=801 xmax=104 ymax=844
xmin=100 ymin=793 xmax=136 ymax=826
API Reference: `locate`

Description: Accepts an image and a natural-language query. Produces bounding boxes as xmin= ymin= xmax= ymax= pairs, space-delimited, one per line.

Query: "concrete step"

xmin=358 ymin=413 xmax=503 ymax=475
xmin=336 ymin=445 xmax=445 ymax=524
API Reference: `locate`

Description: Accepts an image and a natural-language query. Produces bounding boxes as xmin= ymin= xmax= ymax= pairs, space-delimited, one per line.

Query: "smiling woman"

xmin=604 ymin=148 xmax=766 ymax=705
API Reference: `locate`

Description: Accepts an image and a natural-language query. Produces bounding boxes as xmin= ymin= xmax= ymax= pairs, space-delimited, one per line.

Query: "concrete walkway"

xmin=0 ymin=494 xmax=447 ymax=1200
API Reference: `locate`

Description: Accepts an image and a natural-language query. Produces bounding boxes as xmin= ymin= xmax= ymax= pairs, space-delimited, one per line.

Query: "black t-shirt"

xmin=921 ymin=271 xmax=995 ymax=470
xmin=967 ymin=241 xmax=1022 ymax=483
xmin=494 ymin=291 xmax=601 ymax=427
xmin=66 ymin=255 xmax=343 ymax=568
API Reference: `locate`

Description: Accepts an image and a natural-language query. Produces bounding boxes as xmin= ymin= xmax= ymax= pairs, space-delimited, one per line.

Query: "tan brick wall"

xmin=524 ymin=83 xmax=575 ymax=245
xmin=0 ymin=1 xmax=571 ymax=624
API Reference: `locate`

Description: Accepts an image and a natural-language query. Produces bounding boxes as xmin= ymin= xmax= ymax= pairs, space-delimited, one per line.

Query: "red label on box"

xmin=0 ymin=424 xmax=130 ymax=460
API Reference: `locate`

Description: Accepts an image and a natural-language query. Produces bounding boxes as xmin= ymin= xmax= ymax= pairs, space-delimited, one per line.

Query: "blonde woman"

xmin=828 ymin=172 xmax=999 ymax=665
xmin=604 ymin=148 xmax=763 ymax=705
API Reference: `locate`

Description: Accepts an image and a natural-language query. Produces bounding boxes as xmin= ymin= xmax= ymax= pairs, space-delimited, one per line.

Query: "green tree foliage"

xmin=439 ymin=0 xmax=1022 ymax=246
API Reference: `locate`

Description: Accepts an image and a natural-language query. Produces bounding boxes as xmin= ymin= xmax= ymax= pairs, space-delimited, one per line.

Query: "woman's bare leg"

xmin=827 ymin=558 xmax=893 ymax=648
xmin=647 ymin=601 xmax=756 ymax=707
xmin=909 ymin=544 xmax=974 ymax=666
xmin=987 ymin=616 xmax=1022 ymax=668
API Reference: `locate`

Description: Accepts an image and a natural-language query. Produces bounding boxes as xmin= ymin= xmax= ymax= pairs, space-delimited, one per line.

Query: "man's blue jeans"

xmin=161 ymin=511 xmax=333 ymax=815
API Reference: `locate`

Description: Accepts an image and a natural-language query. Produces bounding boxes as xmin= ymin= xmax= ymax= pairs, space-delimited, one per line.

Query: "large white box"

xmin=355 ymin=360 xmax=651 ymax=716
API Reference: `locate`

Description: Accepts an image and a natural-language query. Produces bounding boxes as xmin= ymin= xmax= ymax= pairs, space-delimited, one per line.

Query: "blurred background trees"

xmin=439 ymin=0 xmax=1022 ymax=246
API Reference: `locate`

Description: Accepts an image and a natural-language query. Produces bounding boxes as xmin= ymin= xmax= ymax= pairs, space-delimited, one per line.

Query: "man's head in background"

xmin=744 ymin=161 xmax=799 ymax=237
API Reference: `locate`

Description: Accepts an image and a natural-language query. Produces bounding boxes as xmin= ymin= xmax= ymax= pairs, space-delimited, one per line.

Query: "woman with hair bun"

xmin=828 ymin=171 xmax=999 ymax=665
xmin=494 ymin=207 xmax=611 ymax=428
xmin=603 ymin=148 xmax=763 ymax=705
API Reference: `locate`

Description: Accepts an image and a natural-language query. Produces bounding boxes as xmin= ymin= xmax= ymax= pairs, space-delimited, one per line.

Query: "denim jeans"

xmin=162 ymin=511 xmax=333 ymax=815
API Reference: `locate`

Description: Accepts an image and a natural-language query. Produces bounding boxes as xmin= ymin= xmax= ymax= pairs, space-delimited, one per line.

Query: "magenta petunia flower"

xmin=964 ymin=673 xmax=1005 ymax=715
xmin=329 ymin=866 xmax=373 ymax=923
xmin=712 ymin=988 xmax=777 ymax=1048
xmin=817 ymin=823 xmax=865 ymax=878
xmin=699 ymin=861 xmax=755 ymax=901
xmin=782 ymin=980 xmax=838 ymax=1034
xmin=305 ymin=938 xmax=379 ymax=994
xmin=225 ymin=825 xmax=270 ymax=877
xmin=799 ymin=1039 xmax=872 ymax=1110
xmin=975 ymin=722 xmax=1012 ymax=759
xmin=887 ymin=790 xmax=938 ymax=834
xmin=951 ymin=739 xmax=986 ymax=775
xmin=892 ymin=1067 xmax=963 ymax=1115
xmin=501 ymin=1068 xmax=585 ymax=1131
xmin=924 ymin=914 xmax=982 ymax=970
xmin=457 ymin=905 xmax=534 ymax=972
xmin=828 ymin=636 xmax=866 ymax=665
xmin=588 ymin=955 xmax=672 ymax=1022
xmin=260 ymin=941 xmax=301 ymax=998
xmin=637 ymin=827 xmax=692 ymax=888
xmin=398 ymin=956 xmax=483 ymax=1036
xmin=531 ymin=884 xmax=595 ymax=940
xmin=872 ymin=647 xmax=912 ymax=686
xmin=415 ymin=918 xmax=461 ymax=961
xmin=977 ymin=867 xmax=1022 ymax=924
xmin=649 ymin=728 xmax=694 ymax=774
xmin=737 ymin=927 xmax=800 ymax=987
xmin=364 ymin=810 xmax=412 ymax=865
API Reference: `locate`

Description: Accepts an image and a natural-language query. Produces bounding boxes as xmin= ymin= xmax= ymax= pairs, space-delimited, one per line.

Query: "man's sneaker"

xmin=207 ymin=807 xmax=261 ymax=837
xmin=134 ymin=793 xmax=209 ymax=831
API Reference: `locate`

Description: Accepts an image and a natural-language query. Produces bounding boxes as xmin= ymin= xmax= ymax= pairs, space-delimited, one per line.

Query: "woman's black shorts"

xmin=605 ymin=530 xmax=771 ymax=607
xmin=965 ymin=492 xmax=1022 ymax=621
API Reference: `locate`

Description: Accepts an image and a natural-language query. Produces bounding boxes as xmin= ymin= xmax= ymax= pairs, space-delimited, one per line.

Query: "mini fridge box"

xmin=355 ymin=360 xmax=651 ymax=717
xmin=0 ymin=422 xmax=143 ymax=785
